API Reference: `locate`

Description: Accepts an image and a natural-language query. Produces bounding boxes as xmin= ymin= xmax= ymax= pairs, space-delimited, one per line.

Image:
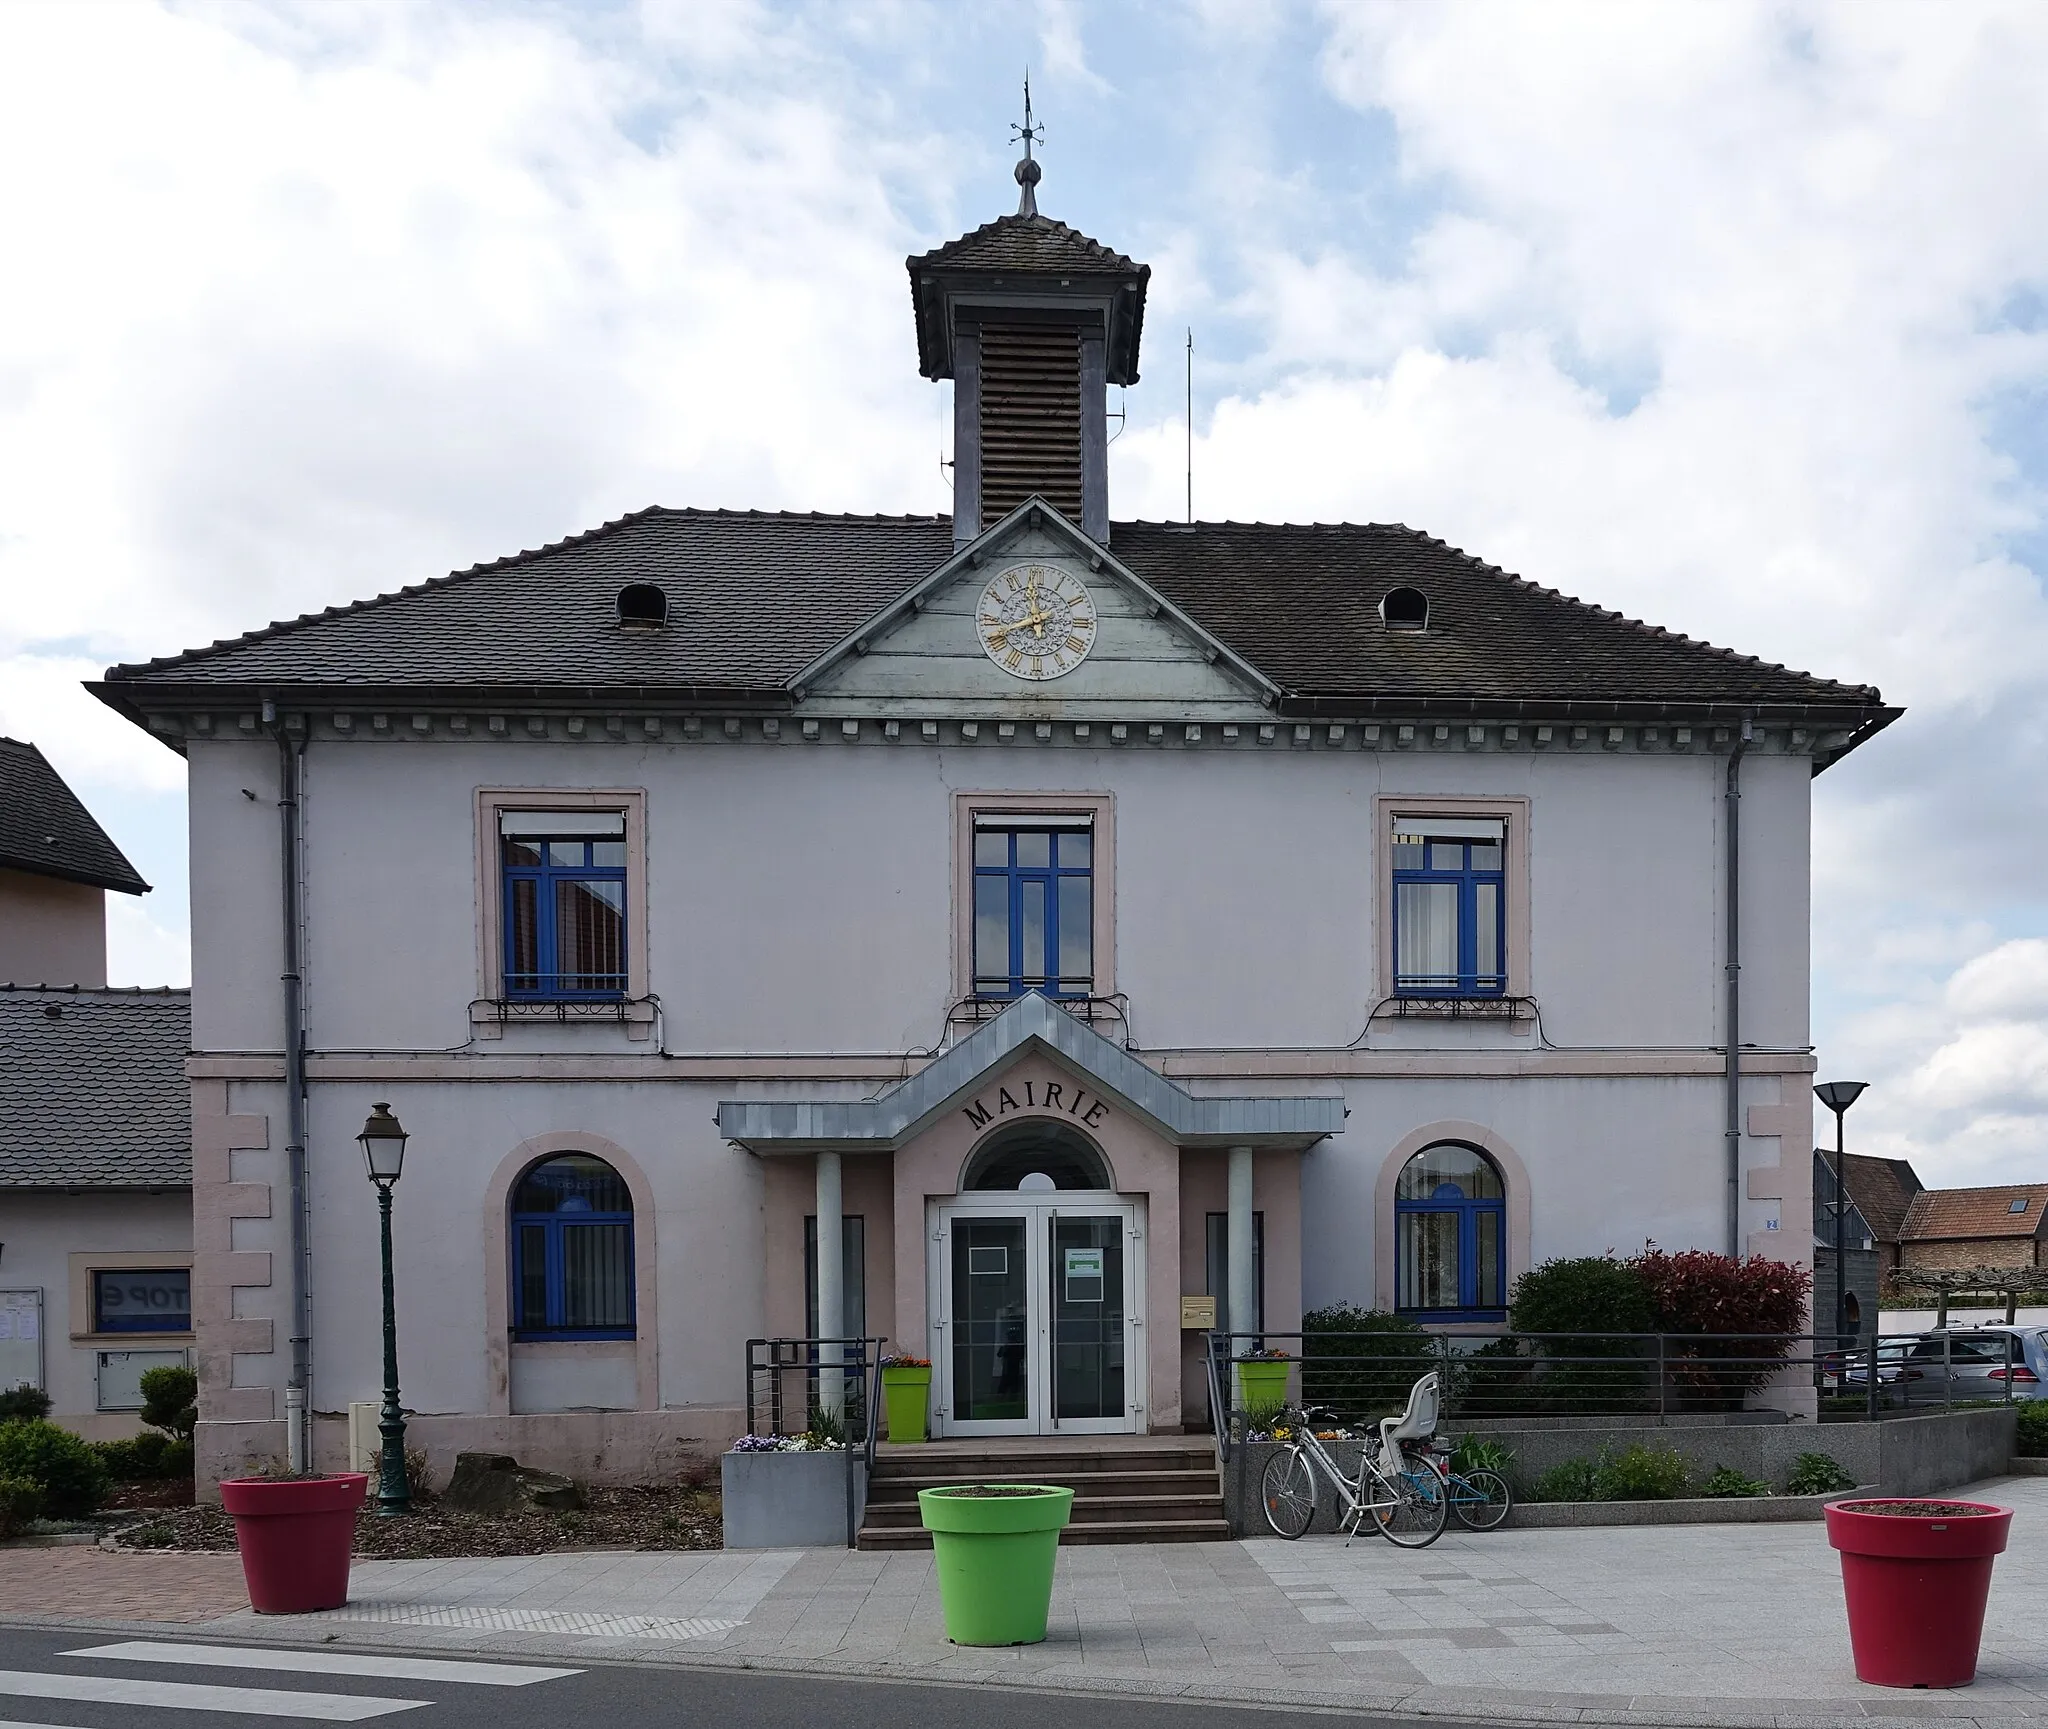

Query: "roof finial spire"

xmin=1010 ymin=71 xmax=1044 ymax=217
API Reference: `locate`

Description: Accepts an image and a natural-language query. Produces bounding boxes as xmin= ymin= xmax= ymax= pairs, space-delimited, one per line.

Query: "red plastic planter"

xmin=1824 ymin=1498 xmax=2012 ymax=1688
xmin=219 ymin=1474 xmax=368 ymax=1614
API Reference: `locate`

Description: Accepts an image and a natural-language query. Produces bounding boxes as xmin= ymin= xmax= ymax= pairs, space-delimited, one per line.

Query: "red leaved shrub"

xmin=1629 ymin=1247 xmax=1813 ymax=1404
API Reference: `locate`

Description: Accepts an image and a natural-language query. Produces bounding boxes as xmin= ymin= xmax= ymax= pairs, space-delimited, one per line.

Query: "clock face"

xmin=974 ymin=563 xmax=1098 ymax=681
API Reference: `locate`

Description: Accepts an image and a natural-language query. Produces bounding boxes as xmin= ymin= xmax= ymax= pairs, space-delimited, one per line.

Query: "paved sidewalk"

xmin=1 ymin=1475 xmax=2040 ymax=1727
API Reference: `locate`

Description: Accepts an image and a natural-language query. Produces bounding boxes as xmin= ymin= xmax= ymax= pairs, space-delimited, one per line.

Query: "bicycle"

xmin=1258 ymin=1374 xmax=1450 ymax=1549
xmin=1423 ymin=1442 xmax=1513 ymax=1530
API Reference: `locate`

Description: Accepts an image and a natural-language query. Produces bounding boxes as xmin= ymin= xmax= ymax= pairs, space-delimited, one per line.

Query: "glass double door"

xmin=933 ymin=1198 xmax=1141 ymax=1436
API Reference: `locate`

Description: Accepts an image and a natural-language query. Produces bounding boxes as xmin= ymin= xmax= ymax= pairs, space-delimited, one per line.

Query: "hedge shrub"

xmin=1300 ymin=1305 xmax=1434 ymax=1421
xmin=0 ymin=1384 xmax=53 ymax=1424
xmin=0 ymin=1419 xmax=109 ymax=1516
xmin=2016 ymin=1401 xmax=2048 ymax=1458
xmin=138 ymin=1366 xmax=197 ymax=1443
xmin=0 ymin=1476 xmax=42 ymax=1538
xmin=1786 ymin=1450 xmax=1857 ymax=1496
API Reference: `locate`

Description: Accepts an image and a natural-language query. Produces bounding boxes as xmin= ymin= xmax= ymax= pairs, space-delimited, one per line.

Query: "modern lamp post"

xmin=1814 ymin=1080 xmax=1870 ymax=1350
xmin=357 ymin=1102 xmax=411 ymax=1517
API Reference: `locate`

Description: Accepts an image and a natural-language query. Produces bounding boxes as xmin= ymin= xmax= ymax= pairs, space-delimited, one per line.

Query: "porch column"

xmin=816 ymin=1151 xmax=844 ymax=1420
xmin=1228 ymin=1144 xmax=1257 ymax=1392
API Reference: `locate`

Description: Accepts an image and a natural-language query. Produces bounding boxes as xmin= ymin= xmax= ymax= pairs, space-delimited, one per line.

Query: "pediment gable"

xmin=795 ymin=501 xmax=1279 ymax=721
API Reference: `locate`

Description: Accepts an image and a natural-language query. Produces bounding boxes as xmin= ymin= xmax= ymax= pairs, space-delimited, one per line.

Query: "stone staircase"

xmin=857 ymin=1437 xmax=1228 ymax=1550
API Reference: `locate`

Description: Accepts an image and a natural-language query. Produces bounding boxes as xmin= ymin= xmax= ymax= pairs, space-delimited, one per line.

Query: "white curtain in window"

xmin=1396 ymin=881 xmax=1458 ymax=985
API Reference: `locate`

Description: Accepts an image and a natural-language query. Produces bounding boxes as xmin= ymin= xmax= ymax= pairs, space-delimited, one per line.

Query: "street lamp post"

xmin=357 ymin=1102 xmax=410 ymax=1517
xmin=1814 ymin=1080 xmax=1869 ymax=1351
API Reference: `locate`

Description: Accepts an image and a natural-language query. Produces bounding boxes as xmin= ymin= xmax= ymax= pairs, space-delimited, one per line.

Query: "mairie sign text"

xmin=962 ymin=1078 xmax=1110 ymax=1131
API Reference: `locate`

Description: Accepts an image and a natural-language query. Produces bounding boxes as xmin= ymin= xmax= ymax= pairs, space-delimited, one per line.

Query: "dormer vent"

xmin=616 ymin=584 xmax=668 ymax=631
xmin=1381 ymin=587 xmax=1429 ymax=632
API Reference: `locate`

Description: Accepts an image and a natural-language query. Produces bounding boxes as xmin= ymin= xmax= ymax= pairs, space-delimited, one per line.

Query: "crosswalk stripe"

xmin=65 ymin=1642 xmax=581 ymax=1687
xmin=0 ymin=1670 xmax=425 ymax=1719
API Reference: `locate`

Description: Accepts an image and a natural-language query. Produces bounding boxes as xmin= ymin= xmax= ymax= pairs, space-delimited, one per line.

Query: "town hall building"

xmin=94 ymin=151 xmax=1897 ymax=1488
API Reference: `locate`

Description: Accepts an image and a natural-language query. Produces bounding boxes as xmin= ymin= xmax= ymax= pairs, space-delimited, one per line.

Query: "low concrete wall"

xmin=1504 ymin=1490 xmax=1851 ymax=1528
xmin=722 ymin=1450 xmax=867 ymax=1550
xmin=197 ymin=1406 xmax=744 ymax=1500
xmin=1223 ymin=1409 xmax=2016 ymax=1535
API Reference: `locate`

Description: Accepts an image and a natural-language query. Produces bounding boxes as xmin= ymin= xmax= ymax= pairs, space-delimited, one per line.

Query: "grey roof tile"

xmin=0 ymin=738 xmax=149 ymax=893
xmin=907 ymin=213 xmax=1143 ymax=276
xmin=97 ymin=508 xmax=1886 ymax=716
xmin=0 ymin=987 xmax=190 ymax=1188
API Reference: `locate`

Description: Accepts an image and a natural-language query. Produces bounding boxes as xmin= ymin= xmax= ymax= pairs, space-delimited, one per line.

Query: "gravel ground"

xmin=108 ymin=1485 xmax=722 ymax=1559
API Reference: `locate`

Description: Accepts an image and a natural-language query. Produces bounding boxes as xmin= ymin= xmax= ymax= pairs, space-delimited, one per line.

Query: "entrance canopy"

xmin=715 ymin=992 xmax=1341 ymax=1154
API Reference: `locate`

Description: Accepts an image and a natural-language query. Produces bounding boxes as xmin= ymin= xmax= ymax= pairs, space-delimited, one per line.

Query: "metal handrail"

xmin=1199 ymin=1326 xmax=2022 ymax=1436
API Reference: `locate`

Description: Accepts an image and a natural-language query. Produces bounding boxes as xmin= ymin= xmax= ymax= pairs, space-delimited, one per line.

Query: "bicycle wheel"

xmin=1452 ymin=1468 xmax=1512 ymax=1531
xmin=1373 ymin=1453 xmax=1449 ymax=1549
xmin=1261 ymin=1446 xmax=1317 ymax=1539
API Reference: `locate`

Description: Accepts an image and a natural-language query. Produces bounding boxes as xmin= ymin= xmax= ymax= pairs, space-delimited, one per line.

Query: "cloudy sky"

xmin=3 ymin=0 xmax=2046 ymax=1187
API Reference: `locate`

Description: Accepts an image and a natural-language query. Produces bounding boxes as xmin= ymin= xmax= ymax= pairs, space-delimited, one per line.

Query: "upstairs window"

xmin=500 ymin=811 xmax=627 ymax=1000
xmin=1392 ymin=816 xmax=1506 ymax=997
xmin=92 ymin=1268 xmax=191 ymax=1335
xmin=511 ymin=1154 xmax=635 ymax=1339
xmin=972 ymin=817 xmax=1093 ymax=998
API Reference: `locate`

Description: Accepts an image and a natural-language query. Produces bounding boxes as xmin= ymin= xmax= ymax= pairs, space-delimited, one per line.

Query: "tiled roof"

xmin=1839 ymin=1153 xmax=1924 ymax=1245
xmin=907 ymin=213 xmax=1143 ymax=277
xmin=1114 ymin=522 xmax=1882 ymax=710
xmin=1900 ymin=1184 xmax=2048 ymax=1243
xmin=97 ymin=510 xmax=1888 ymax=721
xmin=0 ymin=987 xmax=190 ymax=1188
xmin=0 ymin=738 xmax=148 ymax=894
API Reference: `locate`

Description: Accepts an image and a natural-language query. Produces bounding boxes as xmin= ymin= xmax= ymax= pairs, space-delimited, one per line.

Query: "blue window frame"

xmin=500 ymin=813 xmax=627 ymax=1000
xmin=972 ymin=821 xmax=1093 ymax=998
xmin=1392 ymin=819 xmax=1505 ymax=997
xmin=510 ymin=1154 xmax=636 ymax=1340
xmin=1395 ymin=1143 xmax=1506 ymax=1318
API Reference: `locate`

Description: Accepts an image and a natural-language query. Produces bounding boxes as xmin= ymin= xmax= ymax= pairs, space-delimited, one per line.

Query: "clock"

xmin=974 ymin=562 xmax=1098 ymax=681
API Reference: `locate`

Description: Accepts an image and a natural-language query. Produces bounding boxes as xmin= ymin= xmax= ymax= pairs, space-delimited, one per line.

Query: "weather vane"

xmin=1011 ymin=72 xmax=1044 ymax=216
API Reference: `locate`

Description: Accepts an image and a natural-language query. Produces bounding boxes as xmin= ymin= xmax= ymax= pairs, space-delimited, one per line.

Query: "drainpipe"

xmin=268 ymin=702 xmax=313 ymax=1472
xmin=1723 ymin=714 xmax=1753 ymax=1259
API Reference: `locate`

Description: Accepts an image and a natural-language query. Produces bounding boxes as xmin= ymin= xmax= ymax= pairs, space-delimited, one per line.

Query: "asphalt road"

xmin=0 ymin=1625 xmax=1444 ymax=1729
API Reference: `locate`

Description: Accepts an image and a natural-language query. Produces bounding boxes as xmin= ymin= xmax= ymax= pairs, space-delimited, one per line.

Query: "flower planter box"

xmin=1236 ymin=1358 xmax=1291 ymax=1414
xmin=882 ymin=1365 xmax=932 ymax=1444
xmin=218 ymin=1473 xmax=367 ymax=1614
xmin=1825 ymin=1497 xmax=2013 ymax=1687
xmin=721 ymin=1448 xmax=866 ymax=1549
xmin=918 ymin=1484 xmax=1074 ymax=1646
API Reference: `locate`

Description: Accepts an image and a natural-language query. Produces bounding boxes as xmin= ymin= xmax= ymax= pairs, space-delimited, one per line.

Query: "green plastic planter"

xmin=918 ymin=1484 xmax=1075 ymax=1645
xmin=882 ymin=1365 xmax=932 ymax=1443
xmin=1237 ymin=1358 xmax=1291 ymax=1415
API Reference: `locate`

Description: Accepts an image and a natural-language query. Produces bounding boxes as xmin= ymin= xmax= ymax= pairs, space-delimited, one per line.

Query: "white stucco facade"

xmin=155 ymin=516 xmax=1842 ymax=1484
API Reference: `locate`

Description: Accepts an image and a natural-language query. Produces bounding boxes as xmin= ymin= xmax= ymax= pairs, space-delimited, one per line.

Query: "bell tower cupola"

xmin=908 ymin=87 xmax=1150 ymax=547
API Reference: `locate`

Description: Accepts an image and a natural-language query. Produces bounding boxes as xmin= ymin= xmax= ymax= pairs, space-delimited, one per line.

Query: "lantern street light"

xmin=1814 ymin=1081 xmax=1870 ymax=1352
xmin=356 ymin=1102 xmax=411 ymax=1517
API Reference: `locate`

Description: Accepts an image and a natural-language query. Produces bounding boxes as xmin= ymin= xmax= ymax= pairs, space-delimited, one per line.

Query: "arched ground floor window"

xmin=511 ymin=1152 xmax=636 ymax=1339
xmin=1395 ymin=1142 xmax=1506 ymax=1319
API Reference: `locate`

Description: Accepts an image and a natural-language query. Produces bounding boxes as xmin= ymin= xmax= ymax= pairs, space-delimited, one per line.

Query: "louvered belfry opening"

xmin=978 ymin=321 xmax=1085 ymax=528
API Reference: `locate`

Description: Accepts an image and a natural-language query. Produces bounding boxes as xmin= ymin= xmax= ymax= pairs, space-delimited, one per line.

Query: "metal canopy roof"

xmin=716 ymin=991 xmax=1343 ymax=1154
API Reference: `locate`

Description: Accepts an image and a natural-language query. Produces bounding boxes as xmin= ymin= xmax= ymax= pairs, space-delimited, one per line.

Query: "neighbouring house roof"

xmin=1900 ymin=1184 xmax=2048 ymax=1244
xmin=92 ymin=508 xmax=1896 ymax=754
xmin=1838 ymin=1152 xmax=1925 ymax=1245
xmin=0 ymin=986 xmax=190 ymax=1188
xmin=0 ymin=738 xmax=149 ymax=894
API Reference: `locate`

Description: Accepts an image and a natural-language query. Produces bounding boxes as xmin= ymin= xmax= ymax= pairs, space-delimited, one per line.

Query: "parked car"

xmin=1831 ymin=1335 xmax=1923 ymax=1403
xmin=1855 ymin=1328 xmax=2048 ymax=1406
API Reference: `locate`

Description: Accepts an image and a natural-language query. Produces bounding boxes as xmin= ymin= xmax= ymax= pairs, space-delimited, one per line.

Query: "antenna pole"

xmin=1185 ymin=328 xmax=1193 ymax=525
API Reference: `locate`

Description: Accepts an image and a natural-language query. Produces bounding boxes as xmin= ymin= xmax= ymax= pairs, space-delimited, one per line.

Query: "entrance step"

xmin=856 ymin=1438 xmax=1226 ymax=1551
